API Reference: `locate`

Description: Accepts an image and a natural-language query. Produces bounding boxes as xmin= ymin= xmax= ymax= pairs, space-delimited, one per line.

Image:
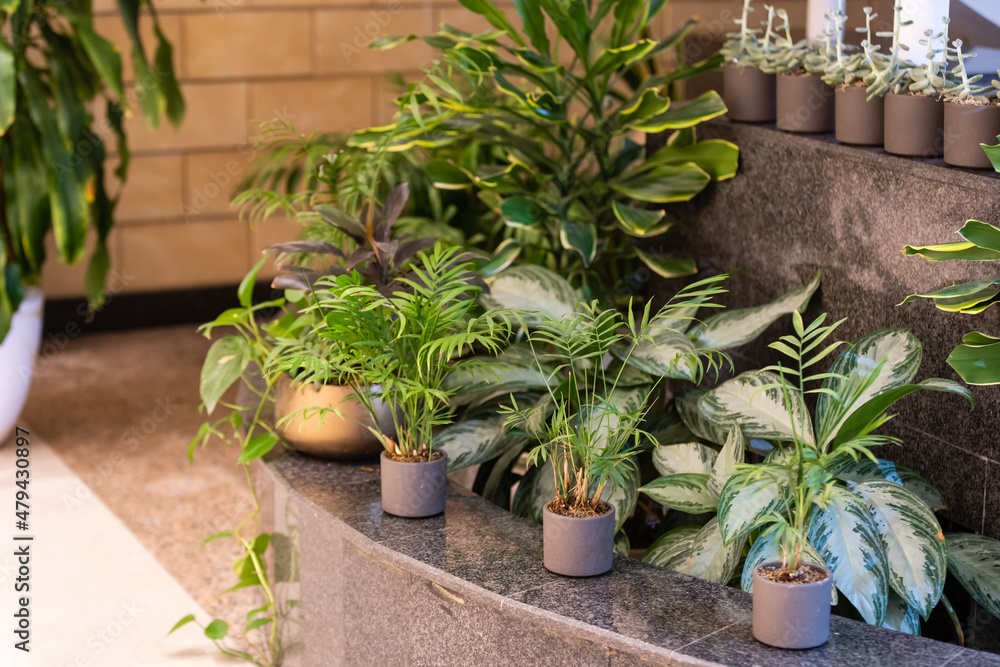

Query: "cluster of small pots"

xmin=275 ymin=380 xmax=834 ymax=650
xmin=723 ymin=63 xmax=1000 ymax=169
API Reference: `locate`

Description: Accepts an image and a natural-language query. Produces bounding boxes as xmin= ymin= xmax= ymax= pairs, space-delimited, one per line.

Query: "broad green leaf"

xmin=619 ymin=88 xmax=671 ymax=126
xmin=559 ymin=220 xmax=597 ymax=266
xmin=698 ymin=371 xmax=814 ymax=446
xmin=687 ymin=517 xmax=745 ymax=584
xmin=947 ymin=336 xmax=1000 ymax=385
xmin=675 ymin=391 xmax=730 ymax=445
xmin=477 ymin=238 xmax=521 ymax=277
xmin=370 ymin=35 xmax=416 ymax=50
xmin=644 ymin=139 xmax=740 ymax=181
xmin=632 ymin=91 xmax=728 ymax=132
xmin=511 ymin=463 xmax=553 ymax=524
xmin=643 ymin=526 xmax=701 ymax=569
xmin=854 ymin=480 xmax=946 ymax=619
xmin=435 ymin=413 xmax=524 ymax=471
xmin=741 ymin=532 xmax=837 ymax=604
xmin=808 ymin=491 xmax=890 ymax=626
xmin=618 ymin=328 xmax=698 ymax=380
xmin=708 ymin=427 xmax=745 ymax=497
xmin=602 ymin=465 xmax=640 ymax=534
xmin=592 ymin=39 xmax=657 ymax=75
xmin=717 ymin=464 xmax=789 ymax=544
xmin=611 ymin=201 xmax=672 ymax=238
xmin=900 ymin=275 xmax=1000 ymax=308
xmin=238 ymin=432 xmax=281 ymax=463
xmin=76 ymin=23 xmax=124 ymax=99
xmin=611 ymin=164 xmax=710 ymax=203
xmin=204 ymin=619 xmax=229 ymax=640
xmin=458 ymin=0 xmax=525 ymax=46
xmin=154 ymin=26 xmax=184 ymax=127
xmin=640 ymin=473 xmax=717 ymax=513
xmin=903 ymin=241 xmax=1000 ymax=262
xmin=513 ymin=0 xmax=550 ymax=55
xmin=483 ymin=264 xmax=581 ymax=324
xmin=501 ymin=196 xmax=543 ymax=228
xmin=944 ymin=533 xmax=1000 ymax=620
xmin=427 ymin=160 xmax=474 ymax=189
xmin=651 ymin=442 xmax=717 ymax=477
xmin=238 ymin=256 xmax=267 ymax=309
xmin=199 ymin=336 xmax=251 ymax=413
xmin=634 ymin=247 xmax=697 ymax=279
xmin=0 ymin=38 xmax=13 ymax=133
xmin=958 ymin=219 xmax=1000 ymax=252
xmin=881 ymin=591 xmax=922 ymax=635
xmin=689 ymin=271 xmax=820 ymax=350
xmin=984 ymin=141 xmax=1000 ymax=172
xmin=168 ymin=614 xmax=197 ymax=635
xmin=816 ymin=329 xmax=924 ymax=447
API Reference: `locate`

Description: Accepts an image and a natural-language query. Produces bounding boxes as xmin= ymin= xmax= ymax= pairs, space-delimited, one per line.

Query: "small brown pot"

xmin=542 ymin=503 xmax=615 ymax=577
xmin=944 ymin=102 xmax=1000 ymax=169
xmin=752 ymin=561 xmax=833 ymax=649
xmin=274 ymin=376 xmax=393 ymax=460
xmin=884 ymin=93 xmax=944 ymax=157
xmin=835 ymin=85 xmax=885 ymax=146
xmin=724 ymin=62 xmax=777 ymax=123
xmin=776 ymin=73 xmax=834 ymax=133
xmin=380 ymin=451 xmax=447 ymax=518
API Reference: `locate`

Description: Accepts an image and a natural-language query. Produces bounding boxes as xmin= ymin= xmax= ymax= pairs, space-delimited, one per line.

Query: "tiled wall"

xmin=41 ymin=0 xmax=894 ymax=298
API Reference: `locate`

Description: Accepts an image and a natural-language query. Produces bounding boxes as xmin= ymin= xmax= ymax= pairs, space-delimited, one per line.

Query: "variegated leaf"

xmin=643 ymin=406 xmax=697 ymax=447
xmin=617 ymin=327 xmax=698 ymax=380
xmin=853 ymin=480 xmax=946 ymax=619
xmin=445 ymin=345 xmax=553 ymax=406
xmin=614 ymin=531 xmax=631 ymax=558
xmin=808 ymin=491 xmax=890 ymax=626
xmin=881 ymin=591 xmax=922 ymax=635
xmin=830 ymin=457 xmax=947 ymax=512
xmin=587 ymin=387 xmax=649 ymax=455
xmin=651 ymin=304 xmax=700 ymax=335
xmin=436 ymin=414 xmax=526 ymax=472
xmin=483 ymin=264 xmax=582 ymax=325
xmin=602 ymin=465 xmax=641 ymax=534
xmin=688 ymin=271 xmax=820 ymax=350
xmin=643 ymin=526 xmax=701 ymax=569
xmin=897 ymin=466 xmax=947 ymax=512
xmin=640 ymin=473 xmax=717 ymax=514
xmin=945 ymin=533 xmax=1000 ymax=620
xmin=708 ymin=427 xmax=745 ymax=497
xmin=511 ymin=462 xmax=553 ymax=524
xmin=652 ymin=442 xmax=717 ymax=476
xmin=741 ymin=532 xmax=837 ymax=604
xmin=687 ymin=517 xmax=746 ymax=584
xmin=698 ymin=371 xmax=814 ymax=446
xmin=676 ymin=391 xmax=729 ymax=445
xmin=717 ymin=464 xmax=789 ymax=545
xmin=816 ymin=329 xmax=923 ymax=446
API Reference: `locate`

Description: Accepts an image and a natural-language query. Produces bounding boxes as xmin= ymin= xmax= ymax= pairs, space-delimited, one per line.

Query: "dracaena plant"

xmin=312 ymin=244 xmax=513 ymax=459
xmin=903 ymin=219 xmax=1000 ymax=385
xmin=0 ymin=0 xmax=183 ymax=341
xmin=350 ymin=0 xmax=737 ymax=304
xmin=640 ymin=316 xmax=981 ymax=636
xmin=499 ymin=276 xmax=732 ymax=516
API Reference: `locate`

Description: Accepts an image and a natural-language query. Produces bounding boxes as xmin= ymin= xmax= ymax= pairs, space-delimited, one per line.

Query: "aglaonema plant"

xmin=641 ymin=314 xmax=986 ymax=636
xmin=351 ymin=0 xmax=738 ymax=304
xmin=903 ymin=219 xmax=1000 ymax=385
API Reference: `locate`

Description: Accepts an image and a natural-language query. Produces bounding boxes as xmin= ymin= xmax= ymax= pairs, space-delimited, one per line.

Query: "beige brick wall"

xmin=41 ymin=0 xmax=893 ymax=298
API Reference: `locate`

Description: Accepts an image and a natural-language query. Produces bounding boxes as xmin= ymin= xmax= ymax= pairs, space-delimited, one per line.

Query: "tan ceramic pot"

xmin=273 ymin=376 xmax=393 ymax=460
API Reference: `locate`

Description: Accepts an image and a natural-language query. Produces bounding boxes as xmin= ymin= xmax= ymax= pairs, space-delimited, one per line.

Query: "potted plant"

xmin=640 ymin=315 xmax=983 ymax=640
xmin=772 ymin=9 xmax=835 ymax=133
xmin=312 ymin=244 xmax=513 ymax=517
xmin=942 ymin=41 xmax=1000 ymax=169
xmin=722 ymin=0 xmax=781 ymax=123
xmin=0 ymin=4 xmax=182 ymax=438
xmin=822 ymin=8 xmax=889 ymax=146
xmin=884 ymin=19 xmax=949 ymax=157
xmin=354 ymin=0 xmax=735 ymax=304
xmin=500 ymin=276 xmax=731 ymax=576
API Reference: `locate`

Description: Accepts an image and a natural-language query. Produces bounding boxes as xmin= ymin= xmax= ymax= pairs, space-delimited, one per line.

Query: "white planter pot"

xmin=0 ymin=288 xmax=44 ymax=442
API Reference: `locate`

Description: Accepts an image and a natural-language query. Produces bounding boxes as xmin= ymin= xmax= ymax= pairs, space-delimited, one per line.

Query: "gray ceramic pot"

xmin=752 ymin=561 xmax=833 ymax=649
xmin=724 ymin=62 xmax=777 ymax=123
xmin=542 ymin=503 xmax=615 ymax=577
xmin=380 ymin=451 xmax=447 ymax=518
xmin=776 ymin=73 xmax=834 ymax=133
xmin=944 ymin=102 xmax=1000 ymax=169
xmin=835 ymin=85 xmax=885 ymax=146
xmin=884 ymin=93 xmax=944 ymax=157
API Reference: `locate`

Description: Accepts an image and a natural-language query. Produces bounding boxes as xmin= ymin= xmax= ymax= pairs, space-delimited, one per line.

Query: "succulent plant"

xmin=898 ymin=18 xmax=952 ymax=96
xmin=869 ymin=4 xmax=917 ymax=97
xmin=802 ymin=12 xmax=840 ymax=77
xmin=759 ymin=8 xmax=809 ymax=74
xmin=822 ymin=8 xmax=889 ymax=96
xmin=943 ymin=39 xmax=997 ymax=105
xmin=721 ymin=0 xmax=783 ymax=69
xmin=818 ymin=10 xmax=863 ymax=86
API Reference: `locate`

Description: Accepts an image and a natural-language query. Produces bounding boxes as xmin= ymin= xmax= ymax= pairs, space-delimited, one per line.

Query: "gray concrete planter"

xmin=542 ymin=503 xmax=615 ymax=577
xmin=752 ymin=561 xmax=832 ymax=649
xmin=723 ymin=63 xmax=776 ymax=123
xmin=835 ymin=85 xmax=885 ymax=146
xmin=380 ymin=451 xmax=447 ymax=517
xmin=944 ymin=102 xmax=1000 ymax=169
xmin=776 ymin=73 xmax=834 ymax=133
xmin=885 ymin=93 xmax=944 ymax=158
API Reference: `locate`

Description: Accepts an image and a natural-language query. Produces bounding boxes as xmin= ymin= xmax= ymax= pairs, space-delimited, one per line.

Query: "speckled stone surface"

xmin=263 ymin=453 xmax=998 ymax=666
xmin=659 ymin=120 xmax=1000 ymax=539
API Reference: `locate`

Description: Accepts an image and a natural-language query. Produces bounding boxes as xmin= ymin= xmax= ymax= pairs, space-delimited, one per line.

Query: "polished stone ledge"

xmin=262 ymin=452 xmax=999 ymax=667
